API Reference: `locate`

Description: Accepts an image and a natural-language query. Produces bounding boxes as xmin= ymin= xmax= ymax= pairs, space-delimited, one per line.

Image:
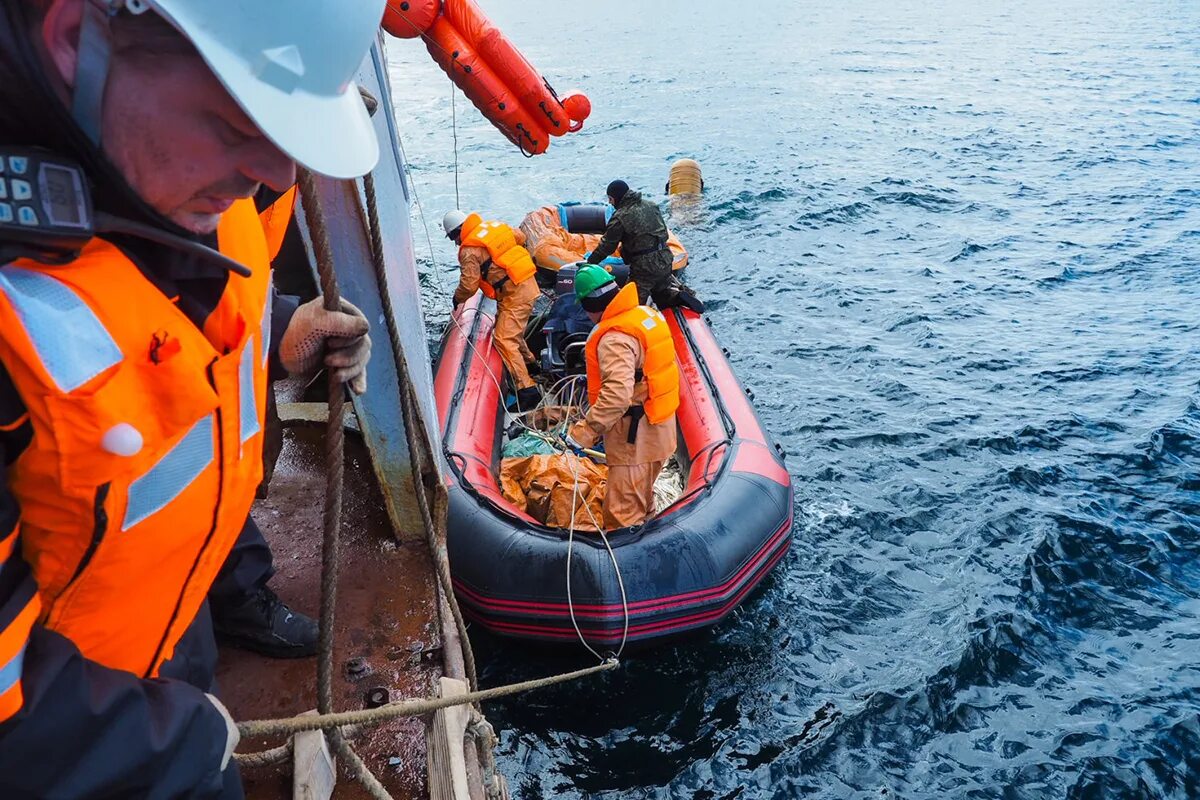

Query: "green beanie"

xmin=573 ymin=264 xmax=616 ymax=301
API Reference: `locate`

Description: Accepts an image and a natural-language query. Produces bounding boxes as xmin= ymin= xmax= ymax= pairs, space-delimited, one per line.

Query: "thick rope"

xmin=234 ymin=723 xmax=366 ymax=768
xmin=451 ymin=79 xmax=460 ymax=209
xmin=298 ymin=168 xmax=378 ymax=795
xmin=238 ymin=659 xmax=618 ymax=738
xmin=466 ymin=712 xmax=504 ymax=800
xmin=338 ymin=738 xmax=393 ymax=800
xmin=362 ymin=172 xmax=479 ymax=694
xmin=298 ymin=169 xmax=345 ymax=722
xmin=233 ymin=741 xmax=291 ymax=768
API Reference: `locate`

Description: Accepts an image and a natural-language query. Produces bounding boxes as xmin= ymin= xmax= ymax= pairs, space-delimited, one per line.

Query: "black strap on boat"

xmin=625 ymin=238 xmax=668 ymax=259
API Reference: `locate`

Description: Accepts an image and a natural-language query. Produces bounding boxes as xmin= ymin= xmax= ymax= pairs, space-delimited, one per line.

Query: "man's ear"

xmin=40 ymin=0 xmax=87 ymax=89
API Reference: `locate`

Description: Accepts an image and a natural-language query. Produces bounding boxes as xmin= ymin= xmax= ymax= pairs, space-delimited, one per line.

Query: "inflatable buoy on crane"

xmin=383 ymin=0 xmax=592 ymax=155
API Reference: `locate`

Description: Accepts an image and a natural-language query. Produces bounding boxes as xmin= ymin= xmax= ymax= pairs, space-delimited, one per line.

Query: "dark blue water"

xmin=387 ymin=2 xmax=1200 ymax=796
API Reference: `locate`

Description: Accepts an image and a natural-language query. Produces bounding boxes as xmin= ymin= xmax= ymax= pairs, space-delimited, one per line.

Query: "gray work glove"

xmin=279 ymin=297 xmax=372 ymax=395
xmin=204 ymin=693 xmax=240 ymax=772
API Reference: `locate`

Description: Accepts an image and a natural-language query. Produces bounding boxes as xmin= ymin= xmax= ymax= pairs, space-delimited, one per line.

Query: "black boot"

xmin=507 ymin=385 xmax=543 ymax=412
xmin=213 ymin=585 xmax=318 ymax=658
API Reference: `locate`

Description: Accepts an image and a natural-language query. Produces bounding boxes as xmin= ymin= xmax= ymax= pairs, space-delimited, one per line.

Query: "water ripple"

xmin=389 ymin=0 xmax=1200 ymax=796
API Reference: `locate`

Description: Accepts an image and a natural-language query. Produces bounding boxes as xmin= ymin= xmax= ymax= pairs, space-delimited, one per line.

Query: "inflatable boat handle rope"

xmin=437 ymin=300 xmax=630 ymax=660
xmin=232 ymin=171 xmax=618 ymax=800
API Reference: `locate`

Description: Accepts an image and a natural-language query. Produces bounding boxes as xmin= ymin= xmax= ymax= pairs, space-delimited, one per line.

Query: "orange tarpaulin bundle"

xmin=519 ymin=206 xmax=600 ymax=271
xmin=500 ymin=454 xmax=607 ymax=531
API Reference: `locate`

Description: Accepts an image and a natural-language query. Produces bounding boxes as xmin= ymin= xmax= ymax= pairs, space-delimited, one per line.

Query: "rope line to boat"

xmin=441 ymin=309 xmax=634 ymax=660
xmin=365 ymin=172 xmax=613 ymax=795
xmin=236 ymin=660 xmax=619 ymax=738
xmin=451 ymin=76 xmax=461 ymax=209
xmin=564 ymin=448 xmax=631 ymax=660
xmin=394 ymin=130 xmax=447 ymax=295
xmin=363 ymin=170 xmax=477 ymax=694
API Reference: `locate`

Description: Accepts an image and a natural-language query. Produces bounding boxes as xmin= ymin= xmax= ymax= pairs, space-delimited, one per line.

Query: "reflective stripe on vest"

xmin=123 ymin=414 xmax=215 ymax=530
xmin=0 ymin=267 xmax=122 ymax=393
xmin=0 ymin=583 xmax=41 ymax=720
xmin=0 ymin=198 xmax=271 ymax=678
xmin=459 ymin=218 xmax=536 ymax=299
xmin=0 ymin=588 xmax=39 ymax=719
xmin=0 ymin=645 xmax=25 ymax=696
xmin=585 ymin=282 xmax=680 ymax=426
xmin=260 ymin=277 xmax=273 ymax=368
xmin=239 ymin=339 xmax=261 ymax=445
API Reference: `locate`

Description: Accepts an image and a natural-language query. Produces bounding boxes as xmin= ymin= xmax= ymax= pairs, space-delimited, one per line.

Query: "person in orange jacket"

xmin=0 ymin=0 xmax=380 ymax=797
xmin=444 ymin=209 xmax=543 ymax=411
xmin=565 ymin=266 xmax=679 ymax=529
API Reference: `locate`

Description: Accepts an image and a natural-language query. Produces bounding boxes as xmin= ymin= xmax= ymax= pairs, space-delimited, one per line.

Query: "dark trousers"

xmin=629 ymin=251 xmax=674 ymax=306
xmin=208 ymin=516 xmax=275 ymax=615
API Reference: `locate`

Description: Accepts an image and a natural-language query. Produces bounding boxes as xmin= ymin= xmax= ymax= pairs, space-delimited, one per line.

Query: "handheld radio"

xmin=0 ymin=148 xmax=93 ymax=256
xmin=0 ymin=147 xmax=251 ymax=276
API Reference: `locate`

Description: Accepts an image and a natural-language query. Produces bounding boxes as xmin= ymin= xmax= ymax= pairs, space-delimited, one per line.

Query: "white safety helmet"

xmin=442 ymin=209 xmax=468 ymax=239
xmin=73 ymin=0 xmax=385 ymax=179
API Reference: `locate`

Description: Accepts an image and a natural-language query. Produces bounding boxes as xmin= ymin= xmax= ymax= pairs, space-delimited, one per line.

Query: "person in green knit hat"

xmin=564 ymin=265 xmax=680 ymax=529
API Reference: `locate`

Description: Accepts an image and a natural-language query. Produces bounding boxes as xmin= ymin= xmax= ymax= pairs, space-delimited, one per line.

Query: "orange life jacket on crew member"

xmin=0 ymin=199 xmax=272 ymax=679
xmin=458 ymin=213 xmax=536 ymax=299
xmin=585 ymin=282 xmax=680 ymax=426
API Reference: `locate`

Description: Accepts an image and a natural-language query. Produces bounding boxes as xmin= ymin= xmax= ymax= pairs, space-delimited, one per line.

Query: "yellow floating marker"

xmin=667 ymin=158 xmax=704 ymax=196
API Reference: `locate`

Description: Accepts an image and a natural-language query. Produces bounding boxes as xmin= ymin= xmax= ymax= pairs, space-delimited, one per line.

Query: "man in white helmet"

xmin=0 ymin=0 xmax=383 ymax=796
xmin=444 ymin=209 xmax=543 ymax=411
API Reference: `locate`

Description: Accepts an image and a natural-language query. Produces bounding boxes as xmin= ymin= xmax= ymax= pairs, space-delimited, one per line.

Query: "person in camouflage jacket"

xmin=586 ymin=180 xmax=675 ymax=305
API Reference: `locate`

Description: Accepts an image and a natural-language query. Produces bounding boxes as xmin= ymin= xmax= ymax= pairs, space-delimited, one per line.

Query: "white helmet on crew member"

xmin=442 ymin=209 xmax=469 ymax=239
xmin=72 ymin=0 xmax=385 ymax=179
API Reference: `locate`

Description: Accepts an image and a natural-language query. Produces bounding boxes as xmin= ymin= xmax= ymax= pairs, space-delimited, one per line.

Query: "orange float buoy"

xmin=381 ymin=0 xmax=439 ymax=39
xmin=560 ymin=92 xmax=591 ymax=132
xmin=387 ymin=0 xmax=591 ymax=155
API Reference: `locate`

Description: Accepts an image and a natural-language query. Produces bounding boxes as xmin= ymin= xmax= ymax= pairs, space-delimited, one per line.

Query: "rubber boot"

xmin=507 ymin=385 xmax=543 ymax=413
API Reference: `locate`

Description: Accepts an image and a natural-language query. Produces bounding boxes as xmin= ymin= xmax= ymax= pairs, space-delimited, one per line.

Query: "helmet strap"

xmin=71 ymin=0 xmax=117 ymax=145
xmin=72 ymin=0 xmax=153 ymax=145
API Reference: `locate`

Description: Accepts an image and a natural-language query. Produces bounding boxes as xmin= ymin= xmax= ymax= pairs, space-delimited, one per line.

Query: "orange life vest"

xmin=585 ymin=282 xmax=680 ymax=426
xmin=0 ymin=199 xmax=272 ymax=679
xmin=459 ymin=213 xmax=536 ymax=299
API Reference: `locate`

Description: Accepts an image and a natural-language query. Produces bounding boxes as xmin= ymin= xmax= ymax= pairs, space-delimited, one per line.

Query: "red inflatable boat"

xmin=433 ymin=290 xmax=794 ymax=649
